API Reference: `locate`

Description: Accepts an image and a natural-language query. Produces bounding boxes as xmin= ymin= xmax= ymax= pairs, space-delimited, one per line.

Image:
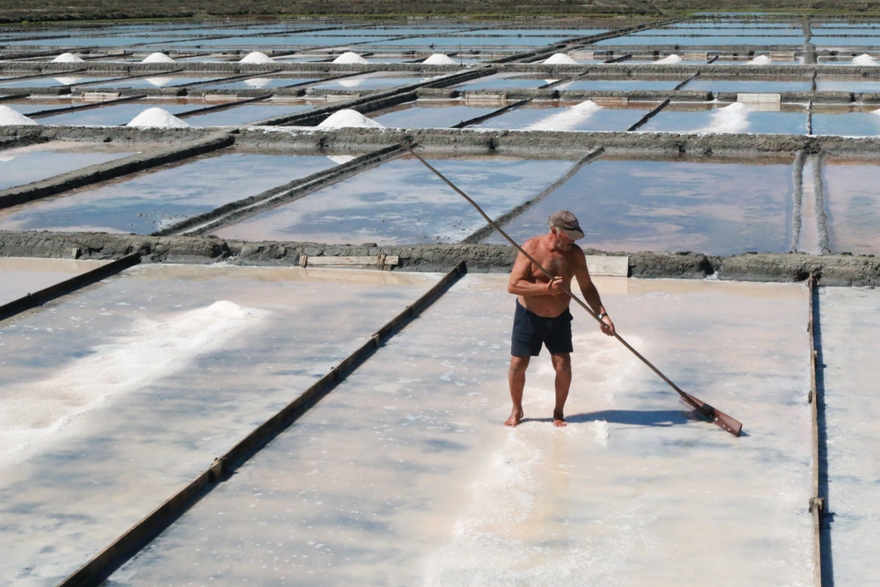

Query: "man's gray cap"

xmin=548 ymin=210 xmax=584 ymax=240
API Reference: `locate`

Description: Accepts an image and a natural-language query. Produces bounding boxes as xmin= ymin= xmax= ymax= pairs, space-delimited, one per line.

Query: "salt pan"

xmin=524 ymin=100 xmax=602 ymax=131
xmin=126 ymin=107 xmax=192 ymax=129
xmin=700 ymin=102 xmax=751 ymax=133
xmin=0 ymin=105 xmax=39 ymax=126
xmin=333 ymin=51 xmax=369 ymax=64
xmin=423 ymin=53 xmax=456 ymax=65
xmin=142 ymin=52 xmax=175 ymax=63
xmin=748 ymin=55 xmax=772 ymax=65
xmin=853 ymin=53 xmax=878 ymax=66
xmin=51 ymin=52 xmax=84 ymax=63
xmin=543 ymin=53 xmax=578 ymax=65
xmin=240 ymin=51 xmax=275 ymax=64
xmin=655 ymin=54 xmax=682 ymax=64
xmin=317 ymin=108 xmax=385 ymax=129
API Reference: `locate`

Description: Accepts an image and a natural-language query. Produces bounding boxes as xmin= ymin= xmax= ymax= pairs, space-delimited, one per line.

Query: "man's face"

xmin=551 ymin=227 xmax=575 ymax=250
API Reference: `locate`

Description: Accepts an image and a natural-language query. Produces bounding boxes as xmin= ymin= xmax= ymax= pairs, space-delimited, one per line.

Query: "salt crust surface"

xmin=317 ymin=108 xmax=385 ymax=129
xmin=655 ymin=54 xmax=682 ymax=64
xmin=853 ymin=53 xmax=878 ymax=65
xmin=0 ymin=105 xmax=39 ymax=126
xmin=700 ymin=102 xmax=751 ymax=133
xmin=51 ymin=52 xmax=83 ymax=63
xmin=142 ymin=52 xmax=175 ymax=63
xmin=423 ymin=53 xmax=456 ymax=65
xmin=333 ymin=51 xmax=369 ymax=64
xmin=0 ymin=301 xmax=265 ymax=468
xmin=240 ymin=51 xmax=275 ymax=64
xmin=543 ymin=53 xmax=578 ymax=65
xmin=748 ymin=55 xmax=772 ymax=65
xmin=126 ymin=107 xmax=192 ymax=128
xmin=524 ymin=100 xmax=601 ymax=131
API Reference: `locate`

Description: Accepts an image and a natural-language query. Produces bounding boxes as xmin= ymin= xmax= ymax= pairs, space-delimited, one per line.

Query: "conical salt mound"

xmin=333 ymin=51 xmax=369 ymax=64
xmin=126 ymin=108 xmax=191 ymax=129
xmin=317 ymin=109 xmax=385 ymax=129
xmin=853 ymin=54 xmax=878 ymax=65
xmin=543 ymin=53 xmax=578 ymax=65
xmin=655 ymin=54 xmax=682 ymax=64
xmin=748 ymin=55 xmax=771 ymax=65
xmin=52 ymin=52 xmax=84 ymax=63
xmin=142 ymin=52 xmax=176 ymax=63
xmin=0 ymin=105 xmax=39 ymax=126
xmin=423 ymin=53 xmax=456 ymax=65
xmin=240 ymin=51 xmax=275 ymax=64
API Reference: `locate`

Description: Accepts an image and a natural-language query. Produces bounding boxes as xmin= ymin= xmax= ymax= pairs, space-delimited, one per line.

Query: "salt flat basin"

xmin=555 ymin=79 xmax=684 ymax=91
xmin=684 ymin=79 xmax=812 ymax=93
xmin=472 ymin=100 xmax=654 ymax=131
xmin=484 ymin=158 xmax=794 ymax=256
xmin=212 ymin=156 xmax=574 ymax=244
xmin=369 ymin=100 xmax=501 ymax=128
xmin=109 ymin=275 xmax=812 ymax=587
xmin=819 ymin=286 xmax=880 ymax=586
xmin=0 ymin=141 xmax=135 ymax=190
xmin=39 ymin=102 xmax=193 ymax=126
xmin=815 ymin=78 xmax=880 ymax=93
xmin=184 ymin=102 xmax=316 ymax=126
xmin=0 ymin=257 xmax=108 ymax=305
xmin=0 ymin=151 xmax=338 ymax=234
xmin=196 ymin=77 xmax=320 ymax=91
xmin=0 ymin=76 xmax=113 ymax=88
xmin=84 ymin=76 xmax=226 ymax=89
xmin=306 ymin=73 xmax=429 ymax=91
xmin=638 ymin=102 xmax=808 ymax=135
xmin=593 ymin=35 xmax=806 ymax=46
xmin=0 ymin=264 xmax=443 ymax=586
xmin=454 ymin=73 xmax=552 ymax=91
xmin=811 ymin=105 xmax=880 ymax=137
xmin=821 ymin=157 xmax=880 ymax=255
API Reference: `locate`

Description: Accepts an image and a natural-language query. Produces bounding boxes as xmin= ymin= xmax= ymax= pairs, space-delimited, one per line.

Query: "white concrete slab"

xmin=819 ymin=286 xmax=880 ymax=586
xmin=110 ymin=276 xmax=813 ymax=587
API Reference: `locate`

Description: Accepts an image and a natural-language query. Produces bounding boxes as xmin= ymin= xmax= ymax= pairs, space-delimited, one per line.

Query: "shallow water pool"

xmin=0 ymin=142 xmax=135 ymax=190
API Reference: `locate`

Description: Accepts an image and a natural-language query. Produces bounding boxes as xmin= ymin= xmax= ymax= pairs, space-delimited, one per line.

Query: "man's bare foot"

xmin=553 ymin=410 xmax=566 ymax=427
xmin=505 ymin=408 xmax=524 ymax=427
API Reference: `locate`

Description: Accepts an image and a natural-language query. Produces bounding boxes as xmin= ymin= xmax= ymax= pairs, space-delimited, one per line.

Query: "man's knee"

xmin=551 ymin=353 xmax=571 ymax=372
xmin=510 ymin=355 xmax=531 ymax=373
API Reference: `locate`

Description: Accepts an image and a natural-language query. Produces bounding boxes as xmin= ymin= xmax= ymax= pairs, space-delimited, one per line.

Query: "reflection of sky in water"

xmin=87 ymin=76 xmax=223 ymax=89
xmin=0 ymin=76 xmax=110 ymax=88
xmin=820 ymin=287 xmax=880 ymax=586
xmin=109 ymin=274 xmax=812 ymax=587
xmin=198 ymin=77 xmax=318 ymax=90
xmin=185 ymin=103 xmax=315 ymax=126
xmin=484 ymin=159 xmax=792 ymax=255
xmin=160 ymin=34 xmax=392 ymax=47
xmin=40 ymin=103 xmax=192 ymax=126
xmin=473 ymin=103 xmax=647 ymax=131
xmin=1 ymin=101 xmax=71 ymax=115
xmin=815 ymin=79 xmax=880 ymax=92
xmin=556 ymin=79 xmax=682 ymax=91
xmin=0 ymin=153 xmax=336 ymax=234
xmin=308 ymin=75 xmax=427 ymax=90
xmin=813 ymin=37 xmax=880 ymax=46
xmin=455 ymin=73 xmax=550 ymax=90
xmin=685 ymin=79 xmax=811 ymax=92
xmin=0 ymin=145 xmax=133 ymax=190
xmin=0 ymin=263 xmax=441 ymax=585
xmin=594 ymin=35 xmax=804 ymax=45
xmin=812 ymin=110 xmax=880 ymax=136
xmin=640 ymin=106 xmax=807 ymax=134
xmin=0 ymin=257 xmax=107 ymax=305
xmin=370 ymin=103 xmax=499 ymax=128
xmin=215 ymin=157 xmax=574 ymax=244
xmin=823 ymin=162 xmax=880 ymax=254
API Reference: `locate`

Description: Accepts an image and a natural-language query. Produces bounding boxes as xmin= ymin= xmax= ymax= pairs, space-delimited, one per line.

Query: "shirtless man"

xmin=505 ymin=210 xmax=615 ymax=428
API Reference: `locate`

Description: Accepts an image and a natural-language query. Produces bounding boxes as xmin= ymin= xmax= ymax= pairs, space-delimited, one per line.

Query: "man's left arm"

xmin=573 ymin=250 xmax=615 ymax=336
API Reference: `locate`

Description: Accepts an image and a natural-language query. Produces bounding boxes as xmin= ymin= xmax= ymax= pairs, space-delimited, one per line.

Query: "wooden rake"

xmin=395 ymin=138 xmax=743 ymax=437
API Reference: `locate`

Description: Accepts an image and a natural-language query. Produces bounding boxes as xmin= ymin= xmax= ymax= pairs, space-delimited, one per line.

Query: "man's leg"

xmin=551 ymin=353 xmax=572 ymax=427
xmin=506 ymin=355 xmax=530 ymax=427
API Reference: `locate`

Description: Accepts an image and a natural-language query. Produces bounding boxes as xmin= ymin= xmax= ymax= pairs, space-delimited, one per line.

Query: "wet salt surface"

xmin=454 ymin=73 xmax=551 ymax=91
xmin=0 ymin=264 xmax=442 ymax=586
xmin=86 ymin=76 xmax=225 ymax=89
xmin=555 ymin=79 xmax=683 ymax=91
xmin=812 ymin=106 xmax=880 ymax=137
xmin=38 ymin=103 xmax=192 ymax=126
xmin=0 ymin=142 xmax=135 ymax=190
xmin=814 ymin=78 xmax=880 ymax=92
xmin=185 ymin=102 xmax=316 ymax=126
xmin=0 ymin=76 xmax=112 ymax=88
xmin=213 ymin=156 xmax=574 ymax=244
xmin=684 ymin=79 xmax=812 ymax=93
xmin=472 ymin=100 xmax=650 ymax=131
xmin=0 ymin=151 xmax=336 ymax=234
xmin=639 ymin=103 xmax=808 ymax=134
xmin=0 ymin=257 xmax=107 ymax=305
xmin=307 ymin=73 xmax=429 ymax=91
xmin=110 ymin=275 xmax=812 ymax=587
xmin=819 ymin=286 xmax=880 ymax=586
xmin=369 ymin=100 xmax=500 ymax=128
xmin=821 ymin=159 xmax=880 ymax=254
xmin=484 ymin=158 xmax=793 ymax=256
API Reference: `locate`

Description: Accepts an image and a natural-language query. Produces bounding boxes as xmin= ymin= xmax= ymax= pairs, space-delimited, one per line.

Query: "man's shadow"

xmin=518 ymin=408 xmax=694 ymax=428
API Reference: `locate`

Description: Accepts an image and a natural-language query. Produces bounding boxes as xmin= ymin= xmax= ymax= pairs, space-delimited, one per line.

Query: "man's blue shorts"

xmin=511 ymin=300 xmax=574 ymax=357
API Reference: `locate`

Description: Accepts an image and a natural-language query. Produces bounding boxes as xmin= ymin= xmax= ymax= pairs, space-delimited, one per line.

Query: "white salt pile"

xmin=51 ymin=52 xmax=84 ymax=63
xmin=700 ymin=102 xmax=751 ymax=133
xmin=333 ymin=51 xmax=369 ymax=64
xmin=524 ymin=100 xmax=602 ymax=132
xmin=655 ymin=54 xmax=682 ymax=64
xmin=53 ymin=76 xmax=81 ymax=85
xmin=423 ymin=53 xmax=456 ymax=65
xmin=240 ymin=51 xmax=275 ymax=64
xmin=543 ymin=52 xmax=579 ymax=65
xmin=126 ymin=107 xmax=192 ymax=129
xmin=327 ymin=154 xmax=356 ymax=165
xmin=748 ymin=55 xmax=772 ymax=65
xmin=317 ymin=108 xmax=385 ymax=129
xmin=853 ymin=54 xmax=878 ymax=66
xmin=142 ymin=52 xmax=175 ymax=63
xmin=871 ymin=107 xmax=880 ymax=117
xmin=337 ymin=78 xmax=365 ymax=88
xmin=0 ymin=105 xmax=39 ymax=126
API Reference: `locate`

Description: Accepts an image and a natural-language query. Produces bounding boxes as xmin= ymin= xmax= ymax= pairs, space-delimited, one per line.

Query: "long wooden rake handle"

xmin=395 ymin=138 xmax=742 ymax=437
